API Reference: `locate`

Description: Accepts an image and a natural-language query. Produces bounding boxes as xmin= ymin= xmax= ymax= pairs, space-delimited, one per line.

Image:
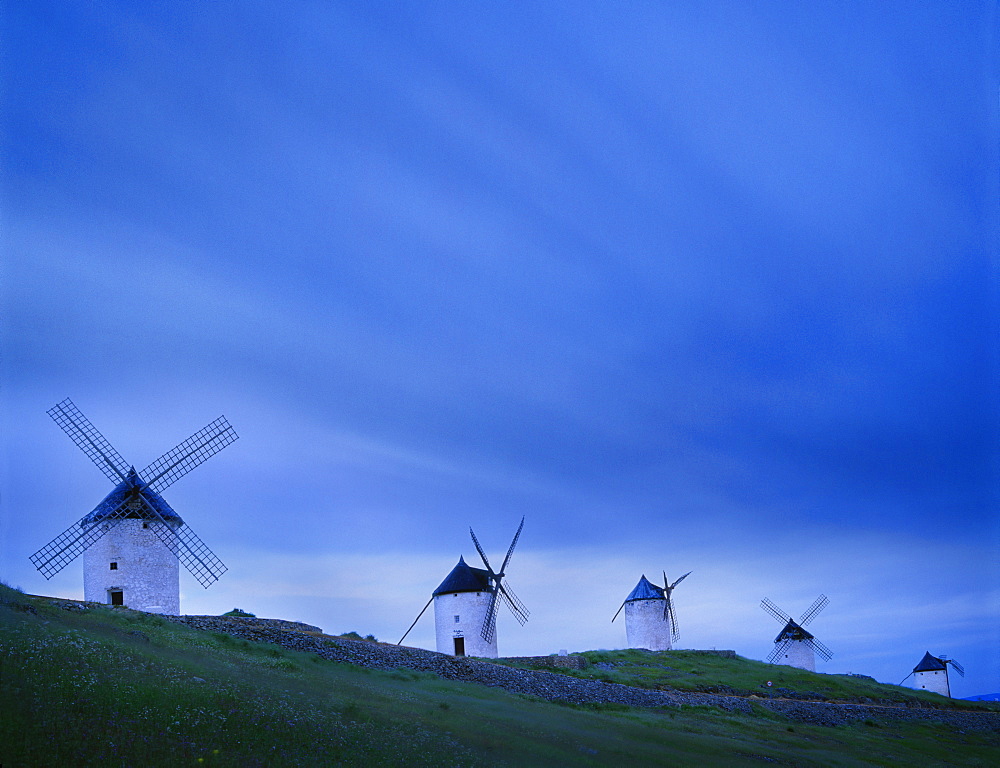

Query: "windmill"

xmin=30 ymin=398 xmax=237 ymax=614
xmin=612 ymin=570 xmax=691 ymax=651
xmin=398 ymin=517 xmax=529 ymax=658
xmin=760 ymin=595 xmax=832 ymax=671
xmin=902 ymin=652 xmax=964 ymax=698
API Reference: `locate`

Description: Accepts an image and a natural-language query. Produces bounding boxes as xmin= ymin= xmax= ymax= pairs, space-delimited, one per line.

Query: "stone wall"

xmin=681 ymin=649 xmax=737 ymax=659
xmin=181 ymin=615 xmax=322 ymax=633
xmin=503 ymin=654 xmax=589 ymax=670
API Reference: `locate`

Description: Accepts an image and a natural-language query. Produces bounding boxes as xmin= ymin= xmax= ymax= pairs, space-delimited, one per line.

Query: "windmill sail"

xmin=760 ymin=597 xmax=792 ymax=625
xmin=799 ymin=594 xmax=829 ymax=626
xmin=761 ymin=595 xmax=833 ymax=666
xmin=806 ymin=636 xmax=834 ymax=662
xmin=470 ymin=516 xmax=529 ymax=643
xmin=32 ymin=399 xmax=236 ymax=592
xmin=141 ymin=416 xmax=238 ymax=493
xmin=47 ymin=399 xmax=129 ymax=484
xmin=767 ymin=640 xmax=790 ymax=664
xmin=30 ymin=511 xmax=127 ymax=579
xmin=662 ymin=570 xmax=691 ymax=642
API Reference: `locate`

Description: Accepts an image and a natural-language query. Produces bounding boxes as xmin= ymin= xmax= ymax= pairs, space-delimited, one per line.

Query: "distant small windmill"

xmin=612 ymin=571 xmax=691 ymax=651
xmin=902 ymin=652 xmax=964 ymax=698
xmin=398 ymin=517 xmax=529 ymax=658
xmin=30 ymin=399 xmax=237 ymax=614
xmin=760 ymin=595 xmax=833 ymax=671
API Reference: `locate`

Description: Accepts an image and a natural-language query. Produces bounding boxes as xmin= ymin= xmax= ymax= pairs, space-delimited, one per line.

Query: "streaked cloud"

xmin=2 ymin=1 xmax=994 ymax=698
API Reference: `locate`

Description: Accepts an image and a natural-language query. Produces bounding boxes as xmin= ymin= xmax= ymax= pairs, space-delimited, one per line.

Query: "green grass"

xmin=2 ymin=583 xmax=998 ymax=767
xmin=497 ymin=648 xmax=993 ymax=709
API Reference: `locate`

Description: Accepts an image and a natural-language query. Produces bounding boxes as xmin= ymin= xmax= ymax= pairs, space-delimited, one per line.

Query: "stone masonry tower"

xmin=624 ymin=575 xmax=672 ymax=651
xmin=912 ymin=652 xmax=954 ymax=697
xmin=80 ymin=469 xmax=182 ymax=614
xmin=432 ymin=556 xmax=498 ymax=658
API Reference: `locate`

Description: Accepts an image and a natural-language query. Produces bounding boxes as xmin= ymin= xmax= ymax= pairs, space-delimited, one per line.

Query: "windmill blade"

xmin=799 ymin=594 xmax=829 ymax=626
xmin=949 ymin=659 xmax=965 ymax=677
xmin=47 ymin=399 xmax=129 ymax=484
xmin=807 ymin=637 xmax=834 ymax=661
xmin=397 ymin=596 xmax=434 ymax=646
xmin=140 ymin=416 xmax=238 ymax=494
xmin=29 ymin=510 xmax=127 ymax=578
xmin=669 ymin=571 xmax=692 ymax=591
xmin=469 ymin=526 xmax=493 ymax=574
xmin=480 ymin=589 xmax=500 ymax=643
xmin=162 ymin=520 xmax=228 ymax=587
xmin=497 ymin=516 xmax=525 ymax=576
xmin=497 ymin=581 xmax=529 ymax=625
xmin=133 ymin=491 xmax=227 ymax=587
xmin=761 ymin=598 xmax=791 ymax=625
xmin=611 ymin=599 xmax=626 ymax=623
xmin=767 ymin=639 xmax=791 ymax=664
xmin=666 ymin=597 xmax=680 ymax=642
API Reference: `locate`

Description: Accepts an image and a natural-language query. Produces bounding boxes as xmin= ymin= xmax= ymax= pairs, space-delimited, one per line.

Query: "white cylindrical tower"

xmin=432 ymin=556 xmax=497 ymax=658
xmin=912 ymin=652 xmax=951 ymax=697
xmin=772 ymin=621 xmax=817 ymax=671
xmin=79 ymin=470 xmax=183 ymax=615
xmin=623 ymin=575 xmax=672 ymax=651
xmin=83 ymin=519 xmax=180 ymax=614
xmin=773 ymin=637 xmax=816 ymax=671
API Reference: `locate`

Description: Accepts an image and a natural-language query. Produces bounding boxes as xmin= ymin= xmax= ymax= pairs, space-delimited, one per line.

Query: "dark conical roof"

xmin=625 ymin=574 xmax=665 ymax=602
xmin=774 ymin=620 xmax=814 ymax=644
xmin=433 ymin=556 xmax=492 ymax=596
xmin=913 ymin=651 xmax=947 ymax=673
xmin=80 ymin=467 xmax=183 ymax=526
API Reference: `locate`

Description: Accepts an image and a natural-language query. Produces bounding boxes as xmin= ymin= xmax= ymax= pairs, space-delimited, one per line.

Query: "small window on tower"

xmin=142 ymin=522 xmax=149 ymax=529
xmin=110 ymin=562 xmax=118 ymax=570
xmin=454 ymin=615 xmax=460 ymax=623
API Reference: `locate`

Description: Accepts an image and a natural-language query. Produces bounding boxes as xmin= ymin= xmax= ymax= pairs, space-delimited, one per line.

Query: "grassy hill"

xmin=2 ymin=583 xmax=998 ymax=767
xmin=499 ymin=649 xmax=987 ymax=708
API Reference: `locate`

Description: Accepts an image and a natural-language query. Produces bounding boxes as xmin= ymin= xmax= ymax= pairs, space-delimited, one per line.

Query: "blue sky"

xmin=2 ymin=2 xmax=997 ymax=696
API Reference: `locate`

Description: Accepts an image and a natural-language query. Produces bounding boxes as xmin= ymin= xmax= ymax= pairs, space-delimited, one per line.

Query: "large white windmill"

xmin=905 ymin=652 xmax=964 ymax=697
xmin=398 ymin=517 xmax=529 ymax=658
xmin=612 ymin=571 xmax=691 ymax=651
xmin=760 ymin=595 xmax=833 ymax=671
xmin=30 ymin=398 xmax=237 ymax=614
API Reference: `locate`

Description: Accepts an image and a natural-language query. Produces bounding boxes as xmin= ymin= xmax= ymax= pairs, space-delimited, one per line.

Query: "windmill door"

xmin=110 ymin=590 xmax=123 ymax=606
xmin=453 ymin=637 xmax=465 ymax=656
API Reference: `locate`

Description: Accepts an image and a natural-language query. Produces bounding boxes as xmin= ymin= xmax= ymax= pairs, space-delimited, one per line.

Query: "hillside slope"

xmin=2 ymin=586 xmax=998 ymax=767
xmin=166 ymin=613 xmax=999 ymax=730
